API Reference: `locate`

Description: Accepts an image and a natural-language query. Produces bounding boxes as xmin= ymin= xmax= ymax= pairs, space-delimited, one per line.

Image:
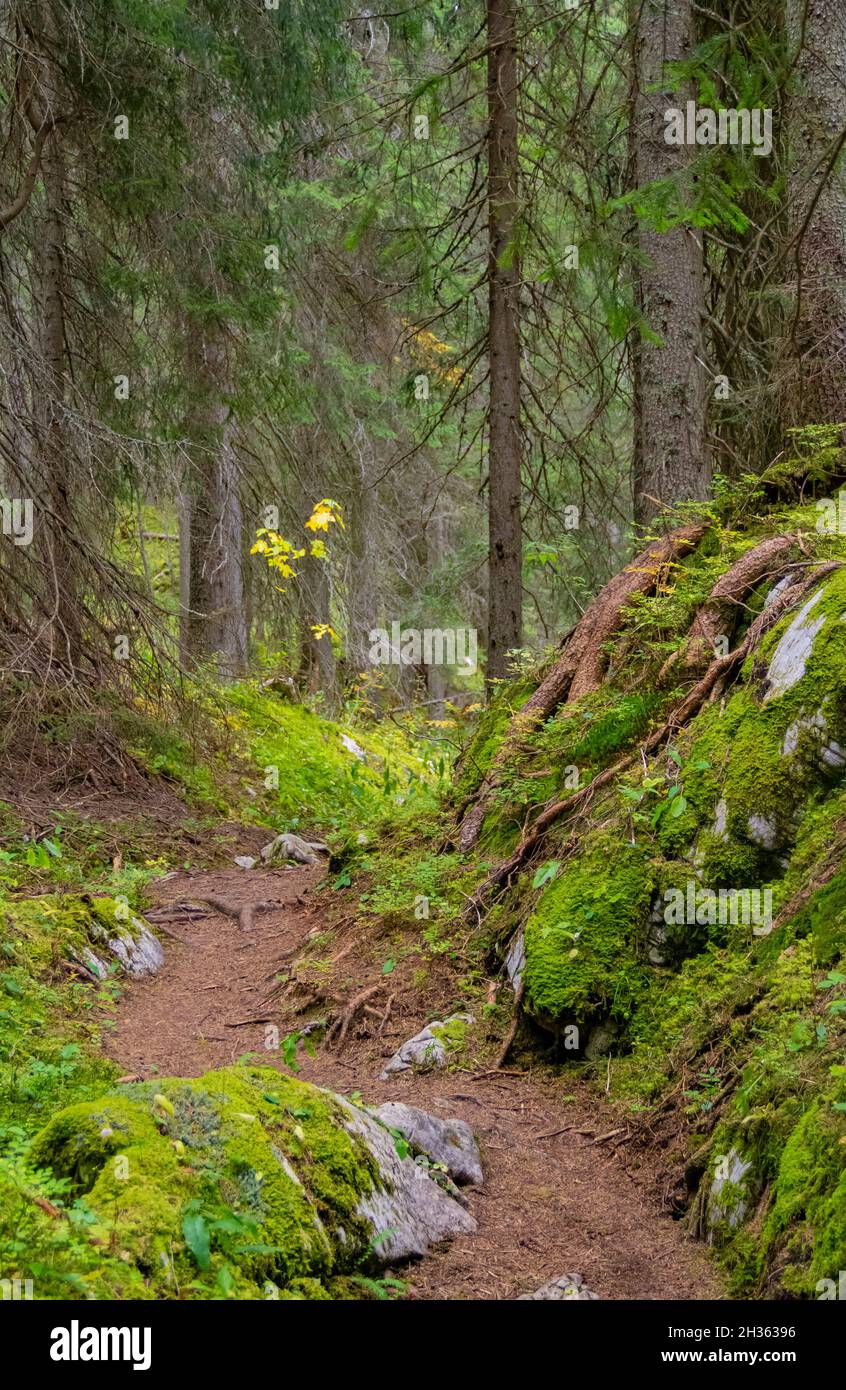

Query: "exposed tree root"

xmin=325 ymin=980 xmax=385 ymax=1050
xmin=658 ymin=533 xmax=798 ymax=682
xmin=457 ymin=522 xmax=707 ymax=851
xmin=491 ymin=980 xmax=524 ymax=1069
xmin=465 ymin=559 xmax=841 ymax=917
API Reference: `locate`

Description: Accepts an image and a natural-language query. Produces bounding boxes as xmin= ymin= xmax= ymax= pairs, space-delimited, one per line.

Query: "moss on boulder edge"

xmin=28 ymin=1066 xmax=475 ymax=1299
xmin=3 ymin=892 xmax=163 ymax=982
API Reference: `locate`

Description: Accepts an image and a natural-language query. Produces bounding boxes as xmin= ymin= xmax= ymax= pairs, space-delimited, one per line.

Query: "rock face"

xmin=71 ymin=898 xmax=164 ymax=981
xmin=103 ymin=918 xmax=165 ymax=979
xmin=505 ymin=928 xmax=526 ymax=991
xmin=260 ymin=832 xmax=329 ymax=866
xmin=583 ymin=1021 xmax=619 ymax=1060
xmin=30 ymin=1066 xmax=475 ymax=1299
xmin=339 ymin=733 xmax=366 ymax=761
xmin=340 ymin=1100 xmax=476 ymax=1261
xmin=375 ymin=1102 xmax=483 ymax=1186
xmin=380 ymin=1014 xmax=474 ymax=1079
xmin=705 ymin=1145 xmax=755 ymax=1242
xmin=518 ymin=1272 xmax=600 ymax=1301
xmin=762 ymin=587 xmax=827 ymax=702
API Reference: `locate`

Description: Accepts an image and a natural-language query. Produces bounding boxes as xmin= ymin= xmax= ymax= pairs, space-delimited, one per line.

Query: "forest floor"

xmin=105 ymin=851 xmax=722 ymax=1302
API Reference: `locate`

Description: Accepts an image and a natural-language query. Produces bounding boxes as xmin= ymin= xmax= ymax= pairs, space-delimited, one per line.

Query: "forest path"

xmin=108 ymin=863 xmax=722 ymax=1302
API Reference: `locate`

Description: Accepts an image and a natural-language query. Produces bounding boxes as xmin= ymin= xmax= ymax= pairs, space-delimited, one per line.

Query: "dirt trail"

xmin=108 ymin=863 xmax=722 ymax=1302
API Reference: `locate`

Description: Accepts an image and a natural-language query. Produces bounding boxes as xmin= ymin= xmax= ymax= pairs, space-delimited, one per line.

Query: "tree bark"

xmin=297 ymin=545 xmax=337 ymax=701
xmin=31 ymin=13 xmax=81 ymax=666
xmin=631 ymin=0 xmax=709 ymax=525
xmin=486 ymin=0 xmax=522 ymax=680
xmin=783 ymin=0 xmax=846 ymax=430
xmin=182 ymin=318 xmax=247 ymax=678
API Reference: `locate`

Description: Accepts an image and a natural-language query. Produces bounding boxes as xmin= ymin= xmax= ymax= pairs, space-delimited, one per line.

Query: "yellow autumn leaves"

xmin=399 ymin=319 xmax=465 ymax=387
xmin=250 ymin=500 xmax=343 ymax=640
xmin=251 ymin=498 xmax=344 ymax=578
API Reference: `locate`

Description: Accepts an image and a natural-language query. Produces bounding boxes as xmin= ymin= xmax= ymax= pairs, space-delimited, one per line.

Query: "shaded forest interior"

xmin=1 ymin=0 xmax=846 ymax=1317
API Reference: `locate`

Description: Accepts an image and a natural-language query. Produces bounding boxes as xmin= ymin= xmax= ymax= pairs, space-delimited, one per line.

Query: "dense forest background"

xmin=2 ymin=0 xmax=843 ymax=717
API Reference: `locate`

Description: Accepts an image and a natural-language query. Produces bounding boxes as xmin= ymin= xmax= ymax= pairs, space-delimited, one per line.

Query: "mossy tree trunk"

xmin=486 ymin=0 xmax=523 ymax=681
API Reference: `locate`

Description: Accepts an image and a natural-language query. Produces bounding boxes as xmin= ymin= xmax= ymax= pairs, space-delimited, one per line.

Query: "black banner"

xmin=4 ymin=1296 xmax=839 ymax=1377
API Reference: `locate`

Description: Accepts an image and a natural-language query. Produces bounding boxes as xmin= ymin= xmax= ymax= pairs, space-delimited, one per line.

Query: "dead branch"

xmin=325 ymin=981 xmax=385 ymax=1050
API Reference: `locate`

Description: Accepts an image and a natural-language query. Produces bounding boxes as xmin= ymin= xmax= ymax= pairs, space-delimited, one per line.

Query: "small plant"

xmin=683 ymin=1065 xmax=721 ymax=1113
xmin=619 ymin=748 xmax=709 ymax=830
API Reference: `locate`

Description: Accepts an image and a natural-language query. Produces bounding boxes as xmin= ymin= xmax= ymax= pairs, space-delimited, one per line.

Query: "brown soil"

xmin=107 ymin=861 xmax=723 ymax=1302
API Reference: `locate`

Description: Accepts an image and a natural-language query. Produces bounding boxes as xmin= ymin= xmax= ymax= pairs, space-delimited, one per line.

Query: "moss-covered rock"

xmin=761 ymin=1102 xmax=846 ymax=1296
xmin=523 ymin=835 xmax=653 ymax=1031
xmin=26 ymin=1066 xmax=475 ymax=1300
xmin=453 ymin=512 xmax=846 ymax=1295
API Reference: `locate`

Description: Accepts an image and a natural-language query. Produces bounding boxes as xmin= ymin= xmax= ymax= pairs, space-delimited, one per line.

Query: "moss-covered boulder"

xmin=451 ymin=509 xmax=846 ymax=1295
xmin=4 ymin=893 xmax=163 ymax=982
xmin=522 ymin=835 xmax=653 ymax=1036
xmin=26 ymin=1066 xmax=475 ymax=1300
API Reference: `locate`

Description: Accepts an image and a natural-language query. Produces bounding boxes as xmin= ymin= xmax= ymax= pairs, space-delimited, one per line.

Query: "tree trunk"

xmin=783 ymin=0 xmax=846 ymax=430
xmin=177 ymin=488 xmax=192 ymax=668
xmin=425 ymin=509 xmax=448 ymax=720
xmin=631 ymin=0 xmax=709 ymax=525
xmin=26 ymin=4 xmax=82 ymax=666
xmin=486 ymin=0 xmax=522 ymax=680
xmin=344 ymin=451 xmax=378 ymax=675
xmin=182 ymin=319 xmax=247 ymax=678
xmin=297 ymin=545 xmax=337 ymax=702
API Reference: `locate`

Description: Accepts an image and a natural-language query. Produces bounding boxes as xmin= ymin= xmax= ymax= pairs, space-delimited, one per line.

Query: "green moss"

xmin=27 ymin=1066 xmax=384 ymax=1299
xmin=429 ymin=1015 xmax=470 ymax=1054
xmin=762 ymin=1102 xmax=846 ymax=1295
xmin=523 ymin=836 xmax=653 ymax=1026
xmin=0 ymin=895 xmax=128 ymax=1140
xmin=452 ymin=675 xmax=537 ymax=803
xmin=791 ymin=865 xmax=846 ymax=965
xmin=612 ymin=945 xmax=756 ymax=1100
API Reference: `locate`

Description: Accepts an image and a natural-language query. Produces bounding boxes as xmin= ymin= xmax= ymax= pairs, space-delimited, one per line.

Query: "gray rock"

xmin=504 ymin=928 xmax=525 ymax=991
xmin=260 ymin=832 xmax=330 ymax=866
xmin=77 ymin=912 xmax=164 ymax=981
xmin=747 ymin=814 xmax=778 ymax=850
xmin=822 ymin=741 xmax=846 ymax=769
xmin=763 ymin=587 xmax=827 ymax=702
xmin=107 ymin=919 xmax=165 ymax=978
xmin=782 ymin=708 xmax=846 ymax=771
xmin=375 ymin=1102 xmax=483 ymax=1185
xmin=234 ymin=855 xmax=258 ymax=869
xmin=339 ymin=733 xmax=367 ymax=761
xmin=713 ymin=797 xmax=729 ymax=838
xmin=584 ymin=1021 xmax=618 ymax=1060
xmin=646 ymin=894 xmax=670 ymax=965
xmin=706 ymin=1145 xmax=754 ymax=1241
xmin=380 ymin=1014 xmax=474 ymax=1079
xmin=763 ymin=574 xmax=795 ymax=610
xmin=337 ymin=1098 xmax=476 ymax=1262
xmin=518 ymin=1272 xmax=600 ymax=1301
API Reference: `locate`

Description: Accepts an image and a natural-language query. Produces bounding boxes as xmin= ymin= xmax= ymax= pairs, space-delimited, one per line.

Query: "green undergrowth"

xmin=0 ymin=892 xmax=157 ymax=1142
xmin=0 ymin=678 xmax=444 ymax=1300
xmin=119 ymin=681 xmax=443 ymax=839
